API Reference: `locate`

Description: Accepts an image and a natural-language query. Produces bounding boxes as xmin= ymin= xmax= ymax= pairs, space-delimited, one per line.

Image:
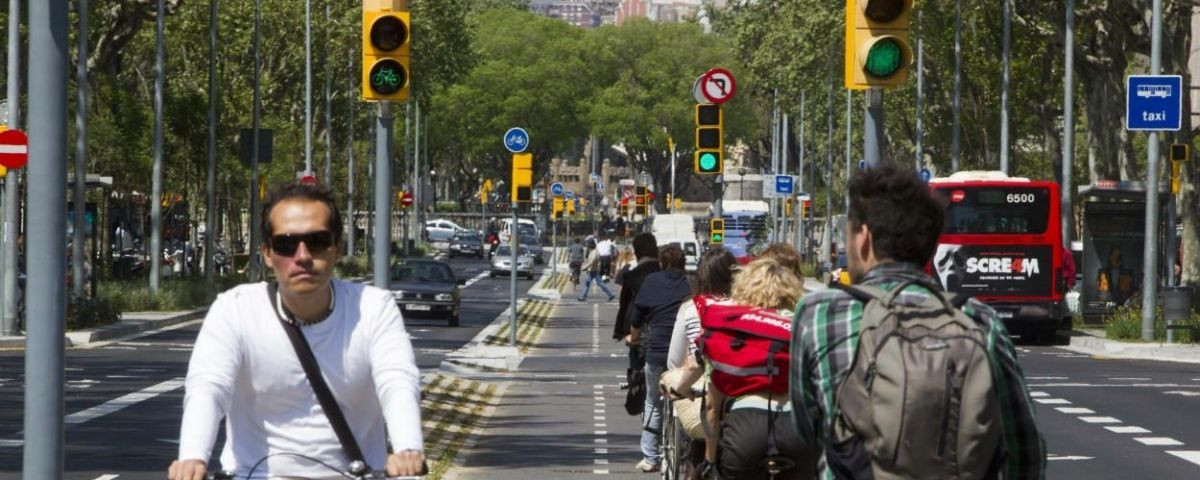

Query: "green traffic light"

xmin=699 ymin=152 xmax=718 ymax=172
xmin=864 ymin=38 xmax=903 ymax=78
xmin=711 ymin=233 xmax=723 ymax=243
xmin=369 ymin=59 xmax=407 ymax=95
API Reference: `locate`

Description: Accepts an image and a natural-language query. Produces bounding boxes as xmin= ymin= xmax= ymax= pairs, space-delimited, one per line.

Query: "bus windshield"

xmin=937 ymin=186 xmax=1051 ymax=235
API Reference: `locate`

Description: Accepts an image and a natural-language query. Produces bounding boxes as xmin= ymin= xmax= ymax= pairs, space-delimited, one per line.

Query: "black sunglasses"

xmin=269 ymin=230 xmax=334 ymax=257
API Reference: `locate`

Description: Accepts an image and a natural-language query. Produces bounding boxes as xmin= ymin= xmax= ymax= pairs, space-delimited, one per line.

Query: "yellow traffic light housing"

xmin=709 ymin=218 xmax=725 ymax=245
xmin=362 ymin=2 xmax=411 ymax=102
xmin=1171 ymin=143 xmax=1189 ymax=194
xmin=695 ymin=104 xmax=723 ymax=174
xmin=511 ymin=153 xmax=533 ymax=203
xmin=845 ymin=0 xmax=914 ymax=89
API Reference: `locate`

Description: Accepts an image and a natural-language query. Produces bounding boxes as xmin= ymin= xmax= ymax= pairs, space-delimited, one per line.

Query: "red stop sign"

xmin=401 ymin=192 xmax=414 ymax=207
xmin=0 ymin=129 xmax=28 ymax=169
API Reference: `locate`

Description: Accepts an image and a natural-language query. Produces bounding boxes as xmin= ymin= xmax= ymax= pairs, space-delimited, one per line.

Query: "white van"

xmin=657 ymin=236 xmax=700 ymax=273
xmin=499 ymin=218 xmax=538 ymax=244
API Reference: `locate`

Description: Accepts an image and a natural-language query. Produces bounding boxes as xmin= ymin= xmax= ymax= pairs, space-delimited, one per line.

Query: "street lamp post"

xmin=738 ymin=167 xmax=747 ymax=201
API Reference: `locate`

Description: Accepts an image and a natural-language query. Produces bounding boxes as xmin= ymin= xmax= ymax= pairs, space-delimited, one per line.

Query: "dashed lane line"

xmin=1136 ymin=437 xmax=1185 ymax=446
xmin=1078 ymin=416 xmax=1121 ymax=424
xmin=1035 ymin=398 xmax=1071 ymax=404
xmin=65 ymin=378 xmax=185 ymax=425
xmin=1167 ymin=451 xmax=1200 ymax=467
xmin=1106 ymin=426 xmax=1152 ymax=434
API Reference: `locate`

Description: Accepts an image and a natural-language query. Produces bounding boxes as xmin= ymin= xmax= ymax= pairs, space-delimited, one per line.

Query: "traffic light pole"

xmin=149 ymin=0 xmax=165 ymax=294
xmin=72 ymin=0 xmax=88 ymax=299
xmin=1141 ymin=0 xmax=1164 ymax=341
xmin=374 ymin=102 xmax=393 ymax=289
xmin=1 ymin=0 xmax=20 ymax=337
xmin=25 ymin=0 xmax=69 ymax=476
xmin=864 ymin=88 xmax=883 ymax=168
xmin=509 ymin=202 xmax=518 ymax=348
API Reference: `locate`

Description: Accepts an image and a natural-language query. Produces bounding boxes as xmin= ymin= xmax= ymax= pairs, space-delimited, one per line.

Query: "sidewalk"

xmin=0 ymin=308 xmax=205 ymax=349
xmin=1063 ymin=328 xmax=1200 ymax=364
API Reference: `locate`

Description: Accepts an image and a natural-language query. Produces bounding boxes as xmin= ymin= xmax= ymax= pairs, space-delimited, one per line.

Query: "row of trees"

xmin=0 ymin=1 xmax=1195 ymax=284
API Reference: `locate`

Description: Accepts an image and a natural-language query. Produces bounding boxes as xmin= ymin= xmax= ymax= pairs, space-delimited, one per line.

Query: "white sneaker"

xmin=635 ymin=459 xmax=659 ymax=473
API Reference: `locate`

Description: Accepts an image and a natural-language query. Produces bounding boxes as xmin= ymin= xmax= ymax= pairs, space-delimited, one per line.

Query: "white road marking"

xmin=92 ymin=474 xmax=120 ymax=480
xmin=1027 ymin=376 xmax=1069 ymax=380
xmin=594 ymin=402 xmax=604 ymax=407
xmin=594 ymin=416 xmax=604 ymax=421
xmin=1164 ymin=390 xmax=1200 ymax=397
xmin=104 ymin=375 xmax=142 ymax=379
xmin=1135 ymin=437 xmax=1184 ymax=446
xmin=592 ymin=304 xmax=600 ymax=354
xmin=79 ymin=318 xmax=205 ymax=350
xmin=158 ymin=438 xmax=180 ymax=444
xmin=1078 ymin=416 xmax=1121 ymax=424
xmin=463 ymin=271 xmax=490 ymax=288
xmin=594 ymin=459 xmax=609 ymax=465
xmin=594 ymin=409 xmax=604 ymax=414
xmin=595 ymin=448 xmax=608 ymax=454
xmin=1047 ymin=455 xmax=1093 ymax=461
xmin=1035 ymin=398 xmax=1071 ymax=405
xmin=1108 ymin=377 xmax=1151 ymax=381
xmin=100 ymin=346 xmax=136 ymax=350
xmin=593 ymin=469 xmax=609 ymax=475
xmin=1166 ymin=451 xmax=1200 ymax=467
xmin=65 ymin=378 xmax=185 ymax=425
xmin=594 ymin=439 xmax=607 ymax=444
xmin=593 ymin=384 xmax=604 ymax=389
xmin=1029 ymin=391 xmax=1049 ymax=397
xmin=595 ymin=423 xmax=605 ymax=427
xmin=1106 ymin=426 xmax=1151 ymax=434
xmin=595 ymin=431 xmax=607 ymax=435
xmin=0 ymin=439 xmax=22 ymax=447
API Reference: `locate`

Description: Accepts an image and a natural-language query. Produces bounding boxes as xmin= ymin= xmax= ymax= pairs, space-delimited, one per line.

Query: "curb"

xmin=438 ymin=268 xmax=561 ymax=374
xmin=0 ymin=308 xmax=206 ymax=349
xmin=1061 ymin=332 xmax=1200 ymax=364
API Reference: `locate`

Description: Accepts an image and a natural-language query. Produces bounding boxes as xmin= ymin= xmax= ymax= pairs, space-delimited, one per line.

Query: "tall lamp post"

xmin=430 ymin=169 xmax=437 ymax=208
xmin=738 ymin=167 xmax=747 ymax=201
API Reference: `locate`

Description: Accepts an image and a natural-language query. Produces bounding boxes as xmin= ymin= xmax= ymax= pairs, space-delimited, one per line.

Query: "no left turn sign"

xmin=701 ymin=68 xmax=737 ymax=104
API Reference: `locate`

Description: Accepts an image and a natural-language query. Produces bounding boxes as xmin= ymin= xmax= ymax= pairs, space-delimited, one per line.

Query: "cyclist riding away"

xmin=169 ymin=182 xmax=425 ymax=480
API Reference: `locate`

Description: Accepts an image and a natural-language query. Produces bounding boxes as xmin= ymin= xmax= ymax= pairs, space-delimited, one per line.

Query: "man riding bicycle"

xmin=169 ymin=182 xmax=425 ymax=480
xmin=568 ymin=238 xmax=586 ymax=285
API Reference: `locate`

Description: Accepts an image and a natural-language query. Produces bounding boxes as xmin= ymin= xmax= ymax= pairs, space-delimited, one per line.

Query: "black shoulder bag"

xmin=267 ymin=282 xmax=371 ymax=476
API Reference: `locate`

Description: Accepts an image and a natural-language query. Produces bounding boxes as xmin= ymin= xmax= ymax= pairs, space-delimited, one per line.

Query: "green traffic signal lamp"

xmin=711 ymin=232 xmax=724 ymax=244
xmin=863 ymin=38 xmax=904 ymax=78
xmin=695 ymin=150 xmax=722 ymax=174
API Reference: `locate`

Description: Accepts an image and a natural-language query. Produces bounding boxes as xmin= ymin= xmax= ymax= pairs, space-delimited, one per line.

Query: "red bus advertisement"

xmin=929 ymin=172 xmax=1069 ymax=343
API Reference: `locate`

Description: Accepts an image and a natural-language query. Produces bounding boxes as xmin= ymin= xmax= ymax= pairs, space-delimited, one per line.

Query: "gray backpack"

xmin=828 ymin=278 xmax=1003 ymax=480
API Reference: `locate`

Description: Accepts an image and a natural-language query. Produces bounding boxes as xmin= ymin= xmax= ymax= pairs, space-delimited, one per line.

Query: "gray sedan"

xmin=390 ymin=260 xmax=463 ymax=327
xmin=490 ymin=245 xmax=536 ymax=279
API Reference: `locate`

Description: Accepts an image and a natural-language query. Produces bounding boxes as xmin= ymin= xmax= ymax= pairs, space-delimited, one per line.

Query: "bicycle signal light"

xmin=363 ymin=3 xmax=410 ymax=102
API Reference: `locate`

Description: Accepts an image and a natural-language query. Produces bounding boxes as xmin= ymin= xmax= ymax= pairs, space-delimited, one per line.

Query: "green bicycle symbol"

xmin=373 ymin=67 xmax=401 ymax=87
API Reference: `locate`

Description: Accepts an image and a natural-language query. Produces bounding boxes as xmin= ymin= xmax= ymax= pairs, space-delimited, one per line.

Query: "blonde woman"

xmin=613 ymin=246 xmax=637 ymax=286
xmin=697 ymin=258 xmax=814 ymax=480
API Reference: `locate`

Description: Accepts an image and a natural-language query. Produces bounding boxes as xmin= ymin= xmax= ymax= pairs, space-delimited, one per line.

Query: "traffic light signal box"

xmin=1171 ymin=143 xmax=1189 ymax=194
xmin=512 ymin=153 xmax=533 ymax=203
xmin=845 ymin=0 xmax=914 ymax=89
xmin=362 ymin=2 xmax=411 ymax=102
xmin=710 ymin=218 xmax=725 ymax=245
xmin=695 ymin=104 xmax=723 ymax=174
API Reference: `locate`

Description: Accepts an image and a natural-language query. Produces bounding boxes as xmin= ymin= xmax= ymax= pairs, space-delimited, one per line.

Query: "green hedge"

xmin=1104 ymin=306 xmax=1200 ymax=343
xmin=66 ymin=296 xmax=122 ymax=330
xmin=98 ymin=275 xmax=246 ymax=313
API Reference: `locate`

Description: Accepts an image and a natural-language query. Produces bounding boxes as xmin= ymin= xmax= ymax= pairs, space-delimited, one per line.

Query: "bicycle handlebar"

xmin=206 ymin=471 xmax=423 ymax=480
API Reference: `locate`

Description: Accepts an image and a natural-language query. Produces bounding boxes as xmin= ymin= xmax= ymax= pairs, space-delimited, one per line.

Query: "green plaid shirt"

xmin=790 ymin=262 xmax=1046 ymax=480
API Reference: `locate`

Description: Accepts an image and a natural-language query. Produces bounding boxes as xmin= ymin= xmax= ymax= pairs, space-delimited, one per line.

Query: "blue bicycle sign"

xmin=504 ymin=127 xmax=530 ymax=153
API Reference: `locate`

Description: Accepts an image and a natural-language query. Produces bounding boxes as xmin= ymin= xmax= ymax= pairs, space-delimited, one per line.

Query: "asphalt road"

xmin=0 ymin=252 xmax=539 ymax=480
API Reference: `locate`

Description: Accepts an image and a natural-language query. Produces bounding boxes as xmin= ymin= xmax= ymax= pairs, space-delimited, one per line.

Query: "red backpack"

xmin=695 ymin=296 xmax=793 ymax=397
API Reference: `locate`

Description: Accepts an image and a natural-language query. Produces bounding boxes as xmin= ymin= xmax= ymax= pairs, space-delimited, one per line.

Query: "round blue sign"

xmin=565 ymin=191 xmax=575 ymax=200
xmin=550 ymin=182 xmax=565 ymax=196
xmin=919 ymin=168 xmax=932 ymax=183
xmin=858 ymin=159 xmax=868 ymax=171
xmin=504 ymin=127 xmax=529 ymax=153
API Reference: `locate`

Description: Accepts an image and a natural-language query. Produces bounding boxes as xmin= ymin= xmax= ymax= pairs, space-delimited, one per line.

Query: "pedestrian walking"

xmin=625 ymin=244 xmax=693 ymax=473
xmin=578 ymin=241 xmax=616 ymax=302
xmin=614 ymin=233 xmax=660 ymax=367
xmin=789 ymin=164 xmax=1046 ymax=479
xmin=169 ymin=182 xmax=425 ymax=480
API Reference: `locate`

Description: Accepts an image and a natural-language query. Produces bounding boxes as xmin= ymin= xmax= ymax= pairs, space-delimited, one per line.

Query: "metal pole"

xmin=510 ymin=199 xmax=518 ymax=347
xmin=846 ymin=88 xmax=853 ymax=219
xmin=952 ymin=0 xmax=962 ymax=172
xmin=249 ymin=0 xmax=262 ymax=281
xmin=551 ymin=214 xmax=557 ymax=276
xmin=205 ymin=0 xmax=217 ymax=283
xmin=149 ymin=0 xmax=164 ymax=293
xmin=304 ymin=0 xmax=313 ymax=174
xmin=1061 ymin=0 xmax=1075 ymax=249
xmin=401 ymin=102 xmax=410 ymax=257
xmin=1000 ymin=0 xmax=1011 ymax=174
xmin=782 ymin=113 xmax=789 ymax=241
xmin=72 ymin=0 xmax=88 ymax=298
xmin=347 ymin=50 xmax=356 ymax=256
xmin=1141 ymin=0 xmax=1164 ymax=341
xmin=374 ymin=102 xmax=393 ymax=288
xmin=797 ymin=92 xmax=806 ymax=256
xmin=24 ymin=0 xmax=68 ymax=476
xmin=1 ymin=0 xmax=21 ymax=336
xmin=770 ymin=95 xmax=779 ymax=243
xmin=669 ymin=141 xmax=675 ymax=213
xmin=915 ymin=10 xmax=924 ymax=172
xmin=826 ymin=74 xmax=834 ymax=260
xmin=324 ymin=4 xmax=332 ymax=184
xmin=414 ymin=101 xmax=422 ymax=233
xmin=864 ymin=88 xmax=882 ymax=168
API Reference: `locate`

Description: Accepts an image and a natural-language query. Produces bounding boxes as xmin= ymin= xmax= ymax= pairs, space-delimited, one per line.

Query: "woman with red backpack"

xmin=695 ymin=258 xmax=817 ymax=480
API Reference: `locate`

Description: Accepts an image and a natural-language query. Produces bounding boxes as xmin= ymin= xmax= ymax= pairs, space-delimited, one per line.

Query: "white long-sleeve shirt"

xmin=179 ymin=280 xmax=424 ymax=478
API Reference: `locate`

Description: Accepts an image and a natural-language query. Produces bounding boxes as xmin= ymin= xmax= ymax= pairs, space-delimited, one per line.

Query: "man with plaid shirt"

xmin=789 ymin=165 xmax=1045 ymax=479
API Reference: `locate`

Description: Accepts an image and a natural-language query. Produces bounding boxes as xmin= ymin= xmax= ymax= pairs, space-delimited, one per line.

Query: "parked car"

xmin=490 ymin=245 xmax=535 ymax=279
xmin=424 ymin=219 xmax=466 ymax=242
xmin=389 ymin=260 xmax=463 ymax=327
xmin=519 ymin=235 xmax=545 ymax=264
xmin=449 ymin=231 xmax=485 ymax=259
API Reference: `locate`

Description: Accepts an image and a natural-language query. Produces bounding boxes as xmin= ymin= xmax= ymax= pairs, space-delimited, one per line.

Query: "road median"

xmin=1062 ymin=329 xmax=1200 ymax=364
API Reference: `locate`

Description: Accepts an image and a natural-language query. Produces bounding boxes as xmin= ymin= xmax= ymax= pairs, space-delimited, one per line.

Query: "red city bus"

xmin=929 ymin=172 xmax=1069 ymax=344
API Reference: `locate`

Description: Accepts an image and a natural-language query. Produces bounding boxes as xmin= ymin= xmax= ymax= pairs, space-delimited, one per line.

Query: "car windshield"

xmin=496 ymin=246 xmax=513 ymax=256
xmin=392 ymin=262 xmax=454 ymax=284
xmin=455 ymin=234 xmax=481 ymax=243
xmin=518 ymin=225 xmax=537 ymax=236
xmin=520 ymin=236 xmax=538 ymax=245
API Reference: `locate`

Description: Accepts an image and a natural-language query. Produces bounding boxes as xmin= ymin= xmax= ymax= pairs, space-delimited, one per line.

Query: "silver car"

xmin=519 ymin=235 xmax=545 ymax=264
xmin=490 ymin=245 xmax=536 ymax=279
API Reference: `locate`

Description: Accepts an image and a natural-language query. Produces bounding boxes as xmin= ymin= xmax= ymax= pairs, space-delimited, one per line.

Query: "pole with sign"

xmin=506 ymin=127 xmax=530 ymax=348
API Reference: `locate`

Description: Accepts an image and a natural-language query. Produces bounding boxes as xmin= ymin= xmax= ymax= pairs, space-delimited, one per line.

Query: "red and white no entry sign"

xmin=701 ymin=68 xmax=737 ymax=104
xmin=401 ymin=192 xmax=414 ymax=207
xmin=0 ymin=129 xmax=28 ymax=169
